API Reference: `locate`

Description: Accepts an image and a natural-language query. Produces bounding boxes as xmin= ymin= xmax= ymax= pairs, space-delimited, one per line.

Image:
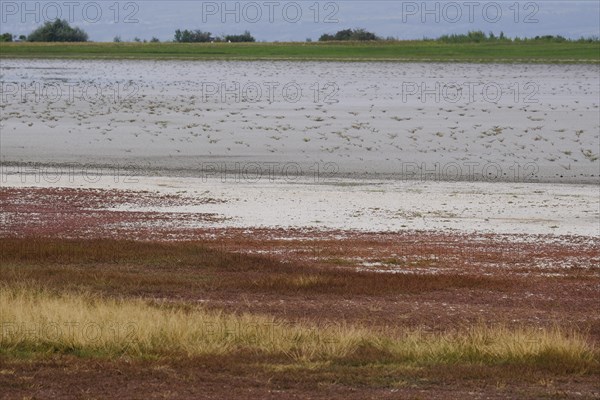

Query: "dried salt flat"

xmin=2 ymin=172 xmax=598 ymax=237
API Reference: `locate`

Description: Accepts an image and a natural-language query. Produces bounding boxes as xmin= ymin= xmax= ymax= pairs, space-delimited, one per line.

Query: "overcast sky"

xmin=1 ymin=1 xmax=599 ymax=42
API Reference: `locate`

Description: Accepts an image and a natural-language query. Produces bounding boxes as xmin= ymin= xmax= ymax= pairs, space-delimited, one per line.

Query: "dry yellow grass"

xmin=0 ymin=285 xmax=368 ymax=360
xmin=1 ymin=285 xmax=597 ymax=370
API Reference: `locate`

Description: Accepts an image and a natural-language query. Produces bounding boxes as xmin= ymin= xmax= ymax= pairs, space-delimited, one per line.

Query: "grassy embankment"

xmin=1 ymin=41 xmax=599 ymax=62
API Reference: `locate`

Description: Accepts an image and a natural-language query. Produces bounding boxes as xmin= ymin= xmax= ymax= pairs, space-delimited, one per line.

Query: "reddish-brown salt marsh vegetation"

xmin=1 ymin=187 xmax=599 ymax=398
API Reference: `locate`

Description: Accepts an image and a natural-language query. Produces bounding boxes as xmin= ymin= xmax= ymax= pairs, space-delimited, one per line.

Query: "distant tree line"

xmin=433 ymin=31 xmax=598 ymax=43
xmin=316 ymin=29 xmax=599 ymax=43
xmin=319 ymin=29 xmax=380 ymax=41
xmin=3 ymin=23 xmax=598 ymax=44
xmin=436 ymin=30 xmax=506 ymax=43
xmin=114 ymin=36 xmax=161 ymax=43
xmin=174 ymin=29 xmax=255 ymax=43
xmin=0 ymin=33 xmax=14 ymax=42
xmin=27 ymin=19 xmax=88 ymax=42
xmin=1 ymin=20 xmax=87 ymax=42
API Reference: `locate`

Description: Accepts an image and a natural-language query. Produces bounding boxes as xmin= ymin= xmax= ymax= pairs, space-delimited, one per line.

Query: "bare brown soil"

xmin=2 ymin=356 xmax=599 ymax=400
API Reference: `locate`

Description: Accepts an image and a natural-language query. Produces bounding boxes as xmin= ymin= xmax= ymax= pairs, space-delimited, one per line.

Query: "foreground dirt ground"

xmin=1 ymin=187 xmax=598 ymax=399
xmin=3 ymin=356 xmax=599 ymax=400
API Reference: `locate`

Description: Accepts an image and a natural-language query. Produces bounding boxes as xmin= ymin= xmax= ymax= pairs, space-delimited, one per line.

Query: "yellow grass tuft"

xmin=1 ymin=285 xmax=597 ymax=371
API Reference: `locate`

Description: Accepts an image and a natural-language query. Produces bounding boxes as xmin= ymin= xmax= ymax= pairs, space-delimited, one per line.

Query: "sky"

xmin=1 ymin=1 xmax=599 ymax=42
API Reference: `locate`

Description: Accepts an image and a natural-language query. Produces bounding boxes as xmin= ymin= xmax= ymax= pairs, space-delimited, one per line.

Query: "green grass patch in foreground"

xmin=1 ymin=285 xmax=597 ymax=374
xmin=1 ymin=41 xmax=599 ymax=62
